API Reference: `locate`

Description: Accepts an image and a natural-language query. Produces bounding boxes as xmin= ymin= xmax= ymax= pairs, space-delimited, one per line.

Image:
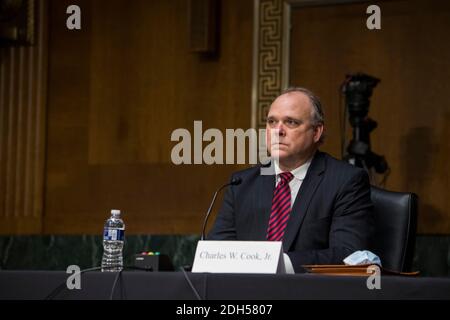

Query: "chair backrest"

xmin=370 ymin=186 xmax=418 ymax=272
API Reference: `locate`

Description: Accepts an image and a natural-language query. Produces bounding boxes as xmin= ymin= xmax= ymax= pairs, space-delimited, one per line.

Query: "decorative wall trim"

xmin=252 ymin=0 xmax=284 ymax=129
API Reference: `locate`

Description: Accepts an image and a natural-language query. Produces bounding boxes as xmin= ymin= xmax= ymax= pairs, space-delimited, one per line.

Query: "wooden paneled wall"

xmin=0 ymin=0 xmax=48 ymax=234
xmin=42 ymin=0 xmax=253 ymax=234
xmin=289 ymin=0 xmax=450 ymax=233
xmin=2 ymin=0 xmax=449 ymax=235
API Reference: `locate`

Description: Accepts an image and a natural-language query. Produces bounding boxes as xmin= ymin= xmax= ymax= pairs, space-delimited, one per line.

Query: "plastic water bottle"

xmin=101 ymin=209 xmax=125 ymax=272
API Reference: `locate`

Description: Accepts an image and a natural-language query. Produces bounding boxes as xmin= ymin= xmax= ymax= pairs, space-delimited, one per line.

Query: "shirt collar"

xmin=274 ymin=158 xmax=313 ymax=181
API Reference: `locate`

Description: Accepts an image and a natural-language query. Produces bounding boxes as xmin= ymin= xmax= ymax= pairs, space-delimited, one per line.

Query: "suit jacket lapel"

xmin=283 ymin=152 xmax=326 ymax=251
xmin=254 ymin=166 xmax=276 ymax=240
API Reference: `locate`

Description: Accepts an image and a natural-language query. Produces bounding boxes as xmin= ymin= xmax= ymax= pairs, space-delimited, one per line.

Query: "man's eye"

xmin=267 ymin=119 xmax=276 ymax=125
xmin=286 ymin=119 xmax=299 ymax=126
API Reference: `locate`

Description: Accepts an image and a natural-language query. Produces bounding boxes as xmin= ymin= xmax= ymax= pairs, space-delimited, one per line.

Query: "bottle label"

xmin=103 ymin=228 xmax=124 ymax=241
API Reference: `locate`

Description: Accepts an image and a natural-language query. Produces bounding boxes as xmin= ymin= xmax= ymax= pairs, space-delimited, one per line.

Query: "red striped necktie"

xmin=266 ymin=171 xmax=294 ymax=241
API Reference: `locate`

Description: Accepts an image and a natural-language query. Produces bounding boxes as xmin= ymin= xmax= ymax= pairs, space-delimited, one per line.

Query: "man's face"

xmin=266 ymin=92 xmax=323 ymax=166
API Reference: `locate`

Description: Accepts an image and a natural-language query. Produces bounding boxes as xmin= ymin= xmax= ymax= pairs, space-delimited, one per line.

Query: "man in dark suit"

xmin=208 ymin=87 xmax=374 ymax=273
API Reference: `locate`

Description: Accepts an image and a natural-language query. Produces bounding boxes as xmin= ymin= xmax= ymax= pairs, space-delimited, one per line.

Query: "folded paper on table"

xmin=302 ymin=264 xmax=420 ymax=277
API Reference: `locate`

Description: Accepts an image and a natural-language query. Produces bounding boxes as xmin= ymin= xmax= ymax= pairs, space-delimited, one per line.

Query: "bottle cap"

xmin=111 ymin=209 xmax=121 ymax=215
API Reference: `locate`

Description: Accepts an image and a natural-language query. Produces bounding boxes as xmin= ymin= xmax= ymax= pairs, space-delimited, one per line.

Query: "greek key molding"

xmin=252 ymin=0 xmax=285 ymax=129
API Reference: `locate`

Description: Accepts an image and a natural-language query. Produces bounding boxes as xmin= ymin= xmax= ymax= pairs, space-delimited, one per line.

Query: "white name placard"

xmin=192 ymin=241 xmax=285 ymax=274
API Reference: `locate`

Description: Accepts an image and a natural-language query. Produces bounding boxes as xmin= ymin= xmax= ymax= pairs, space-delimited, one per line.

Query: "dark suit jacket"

xmin=208 ymin=151 xmax=374 ymax=273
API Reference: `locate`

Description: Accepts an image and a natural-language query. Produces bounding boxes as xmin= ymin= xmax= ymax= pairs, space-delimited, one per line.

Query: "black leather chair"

xmin=370 ymin=186 xmax=418 ymax=272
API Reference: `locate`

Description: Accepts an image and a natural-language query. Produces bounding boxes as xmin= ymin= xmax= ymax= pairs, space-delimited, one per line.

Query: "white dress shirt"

xmin=274 ymin=159 xmax=312 ymax=207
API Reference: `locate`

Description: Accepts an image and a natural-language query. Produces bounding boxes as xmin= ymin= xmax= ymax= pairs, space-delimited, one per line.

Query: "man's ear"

xmin=313 ymin=124 xmax=324 ymax=143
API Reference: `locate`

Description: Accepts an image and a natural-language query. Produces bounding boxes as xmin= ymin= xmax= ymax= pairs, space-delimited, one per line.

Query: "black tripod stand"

xmin=342 ymin=73 xmax=389 ymax=180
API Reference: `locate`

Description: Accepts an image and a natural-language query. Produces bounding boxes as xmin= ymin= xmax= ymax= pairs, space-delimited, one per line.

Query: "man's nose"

xmin=275 ymin=122 xmax=286 ymax=136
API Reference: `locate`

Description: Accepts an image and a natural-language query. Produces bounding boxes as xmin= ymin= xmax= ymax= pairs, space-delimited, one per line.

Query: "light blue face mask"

xmin=343 ymin=250 xmax=382 ymax=266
